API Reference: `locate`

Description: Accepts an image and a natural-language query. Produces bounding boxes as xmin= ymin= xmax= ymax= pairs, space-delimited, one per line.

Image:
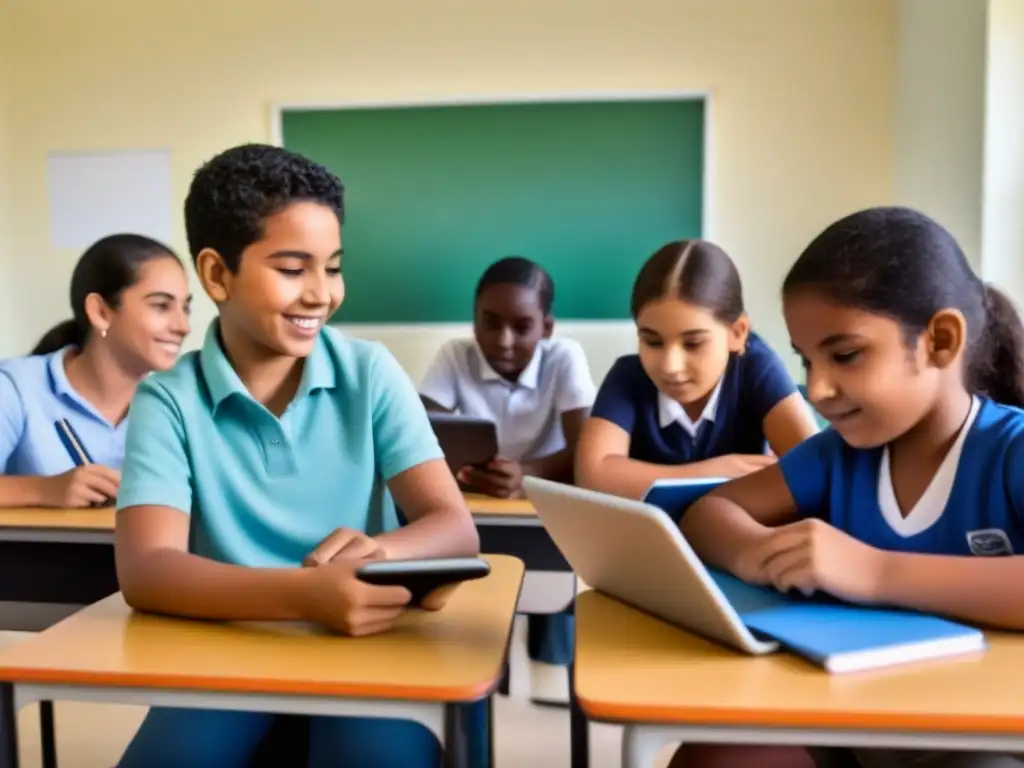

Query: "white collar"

xmin=877 ymin=396 xmax=980 ymax=537
xmin=474 ymin=341 xmax=541 ymax=390
xmin=658 ymin=376 xmax=724 ymax=437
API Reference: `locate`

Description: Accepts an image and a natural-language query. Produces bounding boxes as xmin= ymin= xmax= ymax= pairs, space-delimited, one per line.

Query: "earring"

xmin=100 ymin=329 xmax=107 ymax=339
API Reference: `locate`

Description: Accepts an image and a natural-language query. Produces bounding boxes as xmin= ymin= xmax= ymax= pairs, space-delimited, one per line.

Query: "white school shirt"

xmin=419 ymin=337 xmax=597 ymax=461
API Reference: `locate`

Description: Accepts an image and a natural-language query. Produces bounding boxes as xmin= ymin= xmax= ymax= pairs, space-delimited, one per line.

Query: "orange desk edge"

xmin=0 ymin=554 xmax=525 ymax=703
xmin=574 ymin=589 xmax=1024 ymax=735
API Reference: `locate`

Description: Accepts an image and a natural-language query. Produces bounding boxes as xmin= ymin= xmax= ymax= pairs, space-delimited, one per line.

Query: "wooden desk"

xmin=573 ymin=590 xmax=1024 ymax=768
xmin=0 ymin=508 xmax=117 ymax=633
xmin=0 ymin=507 xmax=115 ymax=544
xmin=464 ymin=494 xmax=537 ymax=522
xmin=0 ymin=554 xmax=524 ymax=768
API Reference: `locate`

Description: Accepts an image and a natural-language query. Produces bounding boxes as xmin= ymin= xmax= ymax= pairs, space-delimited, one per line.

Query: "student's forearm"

xmin=0 ymin=475 xmax=47 ymax=508
xmin=374 ymin=508 xmax=480 ymax=561
xmin=578 ymin=456 xmax=731 ymax=500
xmin=522 ymin=450 xmax=574 ymax=483
xmin=118 ymin=548 xmax=311 ymax=621
xmin=681 ymin=496 xmax=773 ymax=571
xmin=878 ymin=553 xmax=1024 ymax=630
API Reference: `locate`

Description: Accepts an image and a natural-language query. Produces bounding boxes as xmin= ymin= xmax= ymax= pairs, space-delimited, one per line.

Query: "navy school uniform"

xmin=591 ymin=332 xmax=798 ymax=463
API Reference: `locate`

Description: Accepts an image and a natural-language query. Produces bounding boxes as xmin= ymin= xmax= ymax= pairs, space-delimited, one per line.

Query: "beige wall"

xmin=981 ymin=0 xmax=1024 ymax=298
xmin=0 ymin=1 xmax=12 ymax=355
xmin=0 ymin=0 xmax=897 ymax=382
xmin=895 ymin=0 xmax=987 ymax=266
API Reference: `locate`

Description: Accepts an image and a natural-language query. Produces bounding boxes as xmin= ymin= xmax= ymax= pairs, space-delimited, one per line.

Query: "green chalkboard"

xmin=281 ymin=99 xmax=704 ymax=323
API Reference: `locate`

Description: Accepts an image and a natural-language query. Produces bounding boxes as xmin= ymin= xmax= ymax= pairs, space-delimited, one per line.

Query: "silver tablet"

xmin=522 ymin=477 xmax=777 ymax=655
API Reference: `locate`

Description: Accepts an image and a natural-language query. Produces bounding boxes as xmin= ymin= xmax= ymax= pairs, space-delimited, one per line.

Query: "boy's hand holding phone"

xmin=298 ymin=557 xmax=412 ymax=636
xmin=457 ymin=457 xmax=525 ymax=499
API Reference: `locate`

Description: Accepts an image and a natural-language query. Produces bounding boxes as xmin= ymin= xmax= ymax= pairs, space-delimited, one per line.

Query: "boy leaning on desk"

xmin=112 ymin=143 xmax=488 ymax=768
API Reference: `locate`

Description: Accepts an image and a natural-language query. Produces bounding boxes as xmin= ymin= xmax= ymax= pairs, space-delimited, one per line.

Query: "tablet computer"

xmin=356 ymin=557 xmax=491 ymax=606
xmin=523 ymin=476 xmax=777 ymax=656
xmin=428 ymin=413 xmax=499 ymax=474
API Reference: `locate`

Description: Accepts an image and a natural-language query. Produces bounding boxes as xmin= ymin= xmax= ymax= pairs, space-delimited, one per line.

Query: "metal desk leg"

xmin=443 ymin=702 xmax=471 ymax=768
xmin=39 ymin=701 xmax=56 ymax=768
xmin=569 ymin=660 xmax=588 ymax=768
xmin=0 ymin=684 xmax=18 ymax=768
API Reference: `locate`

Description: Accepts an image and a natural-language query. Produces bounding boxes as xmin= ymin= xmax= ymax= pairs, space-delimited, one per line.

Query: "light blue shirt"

xmin=0 ymin=348 xmax=128 ymax=475
xmin=117 ymin=322 xmax=444 ymax=568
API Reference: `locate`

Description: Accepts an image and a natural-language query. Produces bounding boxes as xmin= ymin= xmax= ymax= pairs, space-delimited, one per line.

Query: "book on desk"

xmin=642 ymin=478 xmax=986 ymax=673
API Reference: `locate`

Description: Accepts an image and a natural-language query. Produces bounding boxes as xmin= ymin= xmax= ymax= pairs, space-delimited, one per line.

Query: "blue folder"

xmin=642 ymin=477 xmax=728 ymax=523
xmin=709 ymin=569 xmax=985 ymax=673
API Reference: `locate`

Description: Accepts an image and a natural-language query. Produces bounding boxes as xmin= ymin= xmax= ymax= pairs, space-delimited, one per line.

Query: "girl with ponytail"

xmin=670 ymin=207 xmax=1024 ymax=768
xmin=0 ymin=234 xmax=191 ymax=508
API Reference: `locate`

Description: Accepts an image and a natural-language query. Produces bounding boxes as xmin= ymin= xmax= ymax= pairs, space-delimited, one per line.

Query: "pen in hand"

xmin=53 ymin=419 xmax=117 ymax=507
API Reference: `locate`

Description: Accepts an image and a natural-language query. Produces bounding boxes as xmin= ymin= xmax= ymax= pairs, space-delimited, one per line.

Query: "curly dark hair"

xmin=184 ymin=143 xmax=345 ymax=272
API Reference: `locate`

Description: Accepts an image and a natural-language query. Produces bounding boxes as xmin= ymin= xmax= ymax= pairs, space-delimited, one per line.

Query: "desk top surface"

xmin=0 ymin=506 xmax=116 ymax=530
xmin=574 ymin=589 xmax=1024 ymax=734
xmin=0 ymin=554 xmax=524 ymax=703
xmin=0 ymin=495 xmax=535 ymax=531
xmin=462 ymin=494 xmax=536 ymax=517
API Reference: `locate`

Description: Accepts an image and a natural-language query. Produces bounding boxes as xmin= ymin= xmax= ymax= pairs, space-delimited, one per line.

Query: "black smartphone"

xmin=427 ymin=413 xmax=499 ymax=474
xmin=355 ymin=557 xmax=491 ymax=606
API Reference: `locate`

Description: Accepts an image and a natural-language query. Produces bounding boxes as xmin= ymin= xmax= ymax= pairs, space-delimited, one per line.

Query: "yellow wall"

xmin=1 ymin=0 xmax=897 ymax=380
xmin=0 ymin=1 xmax=12 ymax=353
xmin=981 ymin=0 xmax=1024 ymax=298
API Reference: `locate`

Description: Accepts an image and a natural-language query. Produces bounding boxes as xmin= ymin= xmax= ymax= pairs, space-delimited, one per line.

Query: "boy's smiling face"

xmin=199 ymin=201 xmax=343 ymax=359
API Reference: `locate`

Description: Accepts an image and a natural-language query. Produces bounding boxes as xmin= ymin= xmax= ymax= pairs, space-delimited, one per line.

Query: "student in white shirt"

xmin=420 ymin=256 xmax=596 ymax=705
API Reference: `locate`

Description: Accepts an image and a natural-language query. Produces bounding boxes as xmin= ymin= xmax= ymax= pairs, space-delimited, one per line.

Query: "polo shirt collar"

xmin=47 ymin=345 xmax=113 ymax=426
xmin=474 ymin=341 xmax=541 ymax=390
xmin=200 ymin=321 xmax=337 ymax=411
xmin=47 ymin=346 xmax=76 ymax=399
xmin=658 ymin=376 xmax=724 ymax=437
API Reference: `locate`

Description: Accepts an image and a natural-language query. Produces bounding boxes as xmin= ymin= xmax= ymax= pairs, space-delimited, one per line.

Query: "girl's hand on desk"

xmin=41 ymin=466 xmax=121 ymax=508
xmin=299 ymin=559 xmax=412 ymax=636
xmin=750 ymin=518 xmax=887 ymax=603
xmin=457 ymin=458 xmax=525 ymax=499
xmin=303 ymin=528 xmax=385 ymax=567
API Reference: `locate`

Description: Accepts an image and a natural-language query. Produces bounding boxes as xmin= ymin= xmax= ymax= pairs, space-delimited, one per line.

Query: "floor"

xmin=0 ymin=617 xmax=677 ymax=767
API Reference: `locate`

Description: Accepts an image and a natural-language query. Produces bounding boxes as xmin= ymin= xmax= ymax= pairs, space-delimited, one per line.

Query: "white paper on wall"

xmin=47 ymin=148 xmax=172 ymax=249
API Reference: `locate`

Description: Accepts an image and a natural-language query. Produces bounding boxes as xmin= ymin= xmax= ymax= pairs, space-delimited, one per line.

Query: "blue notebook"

xmin=643 ymin=477 xmax=729 ymax=523
xmin=709 ymin=570 xmax=986 ymax=673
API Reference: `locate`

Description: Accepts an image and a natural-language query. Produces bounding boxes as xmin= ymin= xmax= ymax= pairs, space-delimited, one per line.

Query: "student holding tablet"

xmin=576 ymin=240 xmax=819 ymax=501
xmin=419 ymin=256 xmax=596 ymax=706
xmin=0 ymin=234 xmax=191 ymax=508
xmin=115 ymin=144 xmax=484 ymax=767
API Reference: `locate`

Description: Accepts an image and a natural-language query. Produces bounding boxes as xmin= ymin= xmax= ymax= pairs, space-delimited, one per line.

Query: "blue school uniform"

xmin=591 ymin=332 xmax=797 ymax=462
xmin=115 ymin=322 xmax=487 ymax=768
xmin=0 ymin=348 xmax=127 ymax=474
xmin=779 ymin=397 xmax=1024 ymax=555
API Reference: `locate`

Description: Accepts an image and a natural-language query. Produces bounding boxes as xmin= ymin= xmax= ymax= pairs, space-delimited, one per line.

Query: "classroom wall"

xmin=0 ymin=0 xmax=897 ymax=383
xmin=0 ymin=1 xmax=13 ymax=355
xmin=980 ymin=0 xmax=1024 ymax=299
xmin=895 ymin=0 xmax=987 ymax=266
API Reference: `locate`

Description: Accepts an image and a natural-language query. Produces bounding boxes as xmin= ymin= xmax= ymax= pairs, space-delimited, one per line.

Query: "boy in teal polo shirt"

xmin=114 ymin=144 xmax=482 ymax=767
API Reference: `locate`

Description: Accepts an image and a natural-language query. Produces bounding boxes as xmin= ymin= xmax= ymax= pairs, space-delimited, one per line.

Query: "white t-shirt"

xmin=419 ymin=337 xmax=597 ymax=461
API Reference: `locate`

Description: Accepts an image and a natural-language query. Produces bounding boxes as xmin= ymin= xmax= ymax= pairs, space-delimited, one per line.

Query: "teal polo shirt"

xmin=117 ymin=322 xmax=444 ymax=568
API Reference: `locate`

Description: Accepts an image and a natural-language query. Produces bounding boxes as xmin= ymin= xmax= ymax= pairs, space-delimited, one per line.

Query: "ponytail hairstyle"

xmin=782 ymin=206 xmax=1024 ymax=407
xmin=31 ymin=234 xmax=180 ymax=356
xmin=630 ymin=240 xmax=745 ymax=323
